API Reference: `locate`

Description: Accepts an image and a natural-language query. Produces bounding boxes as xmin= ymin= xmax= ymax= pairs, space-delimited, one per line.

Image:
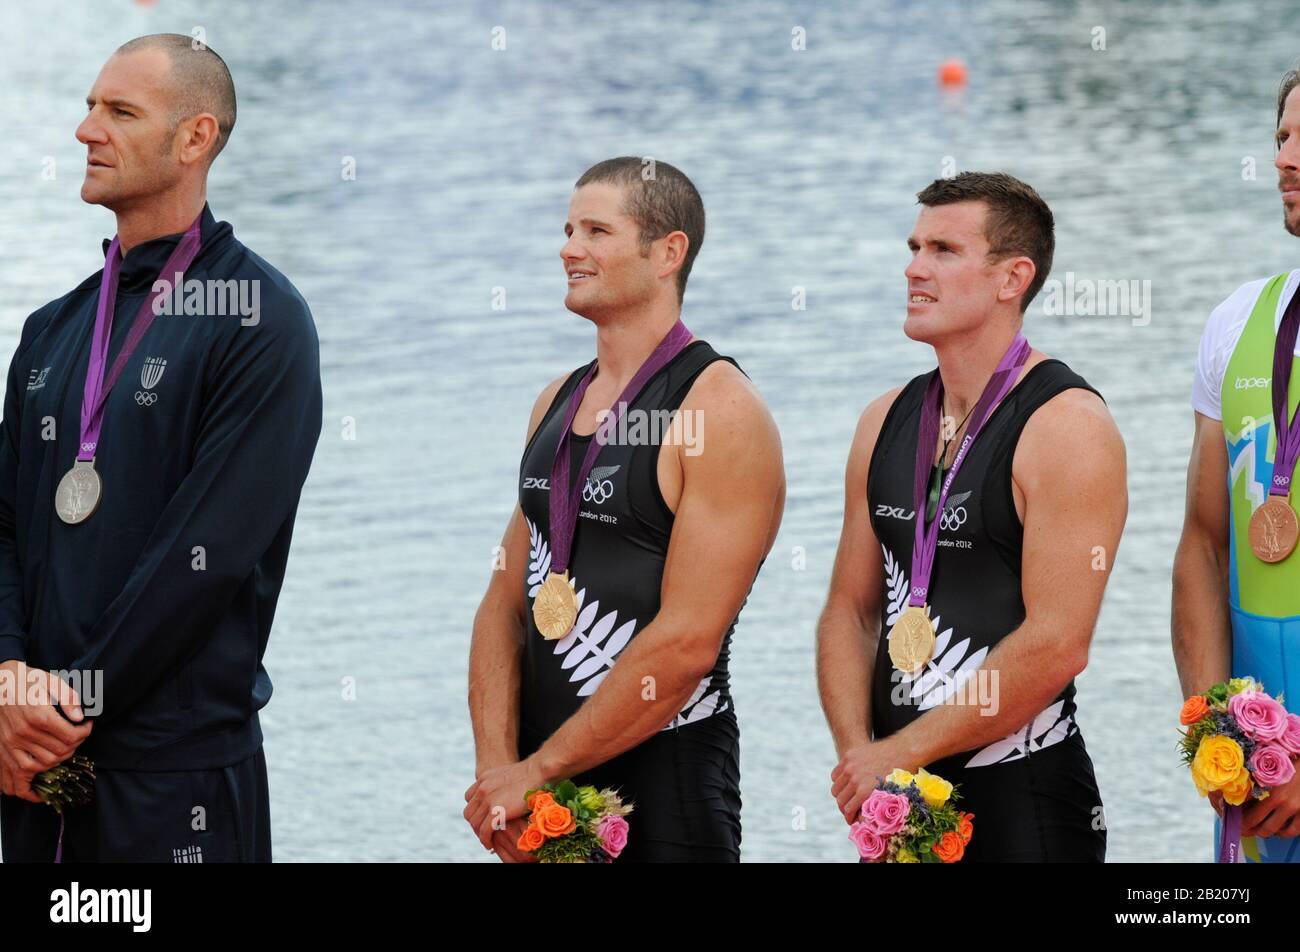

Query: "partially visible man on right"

xmin=1173 ymin=66 xmax=1300 ymax=863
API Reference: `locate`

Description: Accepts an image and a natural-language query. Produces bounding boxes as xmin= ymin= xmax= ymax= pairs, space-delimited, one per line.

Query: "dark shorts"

xmin=521 ymin=710 xmax=742 ymax=862
xmin=0 ymin=746 xmax=271 ymax=863
xmin=928 ymin=732 xmax=1106 ymax=863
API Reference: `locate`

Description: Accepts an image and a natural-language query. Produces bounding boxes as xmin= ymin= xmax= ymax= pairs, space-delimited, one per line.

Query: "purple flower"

xmin=1250 ymin=744 xmax=1297 ymax=788
xmin=860 ymin=789 xmax=911 ymax=836
xmin=1228 ymin=691 xmax=1288 ymax=742
xmin=849 ymin=820 xmax=888 ymax=861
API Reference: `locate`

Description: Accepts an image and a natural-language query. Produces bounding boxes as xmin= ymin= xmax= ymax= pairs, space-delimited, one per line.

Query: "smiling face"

xmin=1277 ymin=86 xmax=1300 ymax=236
xmin=904 ymin=201 xmax=1032 ymax=344
xmin=560 ymin=182 xmax=664 ymax=321
xmin=76 ymin=49 xmax=185 ymax=210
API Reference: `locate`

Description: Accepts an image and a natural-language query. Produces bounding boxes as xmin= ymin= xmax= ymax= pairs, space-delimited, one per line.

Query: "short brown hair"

xmin=575 ymin=157 xmax=705 ymax=304
xmin=1278 ymin=66 xmax=1300 ymax=133
xmin=916 ymin=171 xmax=1055 ymax=313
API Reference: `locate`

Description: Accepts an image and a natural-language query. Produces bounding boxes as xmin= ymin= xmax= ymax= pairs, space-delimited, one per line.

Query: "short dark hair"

xmin=916 ymin=171 xmax=1055 ymax=313
xmin=574 ymin=157 xmax=705 ymax=303
xmin=1278 ymin=66 xmax=1300 ymax=133
xmin=115 ymin=33 xmax=237 ymax=164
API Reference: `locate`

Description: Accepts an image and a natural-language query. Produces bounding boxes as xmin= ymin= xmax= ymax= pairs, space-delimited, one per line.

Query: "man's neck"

xmin=591 ymin=300 xmax=686 ymax=388
xmin=112 ymin=186 xmax=206 ymax=254
xmin=932 ymin=315 xmax=1024 ymax=419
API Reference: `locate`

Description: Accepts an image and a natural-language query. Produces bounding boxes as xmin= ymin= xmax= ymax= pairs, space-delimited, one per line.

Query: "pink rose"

xmin=1250 ymin=744 xmax=1297 ymax=789
xmin=1229 ymin=691 xmax=1288 ymax=742
xmin=849 ymin=820 xmax=888 ymax=861
xmin=595 ymin=815 xmax=629 ymax=859
xmin=860 ymin=789 xmax=911 ymax=836
xmin=1279 ymin=714 xmax=1300 ymax=757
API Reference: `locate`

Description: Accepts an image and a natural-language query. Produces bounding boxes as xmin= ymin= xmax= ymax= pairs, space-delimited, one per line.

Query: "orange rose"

xmin=536 ymin=803 xmax=577 ymax=839
xmin=517 ymin=823 xmax=546 ymax=852
xmin=957 ymin=812 xmax=975 ymax=845
xmin=526 ymin=790 xmax=556 ymax=813
xmin=1180 ymin=696 xmax=1211 ymax=726
xmin=933 ymin=830 xmax=965 ymax=863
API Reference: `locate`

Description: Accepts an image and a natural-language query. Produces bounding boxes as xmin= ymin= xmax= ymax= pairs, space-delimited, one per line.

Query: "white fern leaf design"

xmin=963 ymin=699 xmax=1076 ymax=768
xmin=526 ymin=518 xmax=552 ymax=598
xmin=663 ymin=676 xmax=726 ymax=730
xmin=883 ymin=545 xmax=908 ymax=626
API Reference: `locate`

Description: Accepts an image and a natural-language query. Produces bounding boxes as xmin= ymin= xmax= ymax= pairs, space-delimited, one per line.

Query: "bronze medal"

xmin=1250 ymin=495 xmax=1299 ymax=563
xmin=888 ymin=604 xmax=936 ymax=674
xmin=533 ymin=570 xmax=578 ymax=640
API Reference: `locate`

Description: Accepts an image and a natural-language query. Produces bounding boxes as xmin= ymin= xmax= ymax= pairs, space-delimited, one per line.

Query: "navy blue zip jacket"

xmin=0 ymin=204 xmax=322 ymax=769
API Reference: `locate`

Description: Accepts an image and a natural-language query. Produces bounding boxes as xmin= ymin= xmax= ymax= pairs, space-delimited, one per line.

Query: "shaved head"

xmin=114 ymin=33 xmax=236 ymax=164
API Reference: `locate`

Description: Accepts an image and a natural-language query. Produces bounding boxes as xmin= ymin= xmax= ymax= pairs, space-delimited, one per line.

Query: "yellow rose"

xmin=1192 ymin=736 xmax=1245 ymax=791
xmin=915 ymin=768 xmax=953 ymax=807
xmin=886 ymin=768 xmax=915 ymax=787
xmin=1221 ymin=768 xmax=1253 ymax=807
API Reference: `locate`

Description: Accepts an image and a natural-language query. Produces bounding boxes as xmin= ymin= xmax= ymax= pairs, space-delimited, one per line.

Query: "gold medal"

xmin=1249 ymin=495 xmax=1299 ymax=563
xmin=533 ymin=570 xmax=578 ymax=640
xmin=888 ymin=604 xmax=936 ymax=674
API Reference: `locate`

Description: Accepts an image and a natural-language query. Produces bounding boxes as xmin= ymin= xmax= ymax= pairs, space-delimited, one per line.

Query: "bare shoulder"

xmin=525 ymin=373 xmax=571 ymax=443
xmin=850 ymin=385 xmax=907 ymax=477
xmin=1017 ymin=386 xmax=1127 ymax=487
xmin=678 ymin=358 xmax=778 ymax=444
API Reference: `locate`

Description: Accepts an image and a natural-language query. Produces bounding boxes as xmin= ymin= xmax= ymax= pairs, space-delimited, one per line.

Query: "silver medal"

xmin=55 ymin=459 xmax=102 ymax=525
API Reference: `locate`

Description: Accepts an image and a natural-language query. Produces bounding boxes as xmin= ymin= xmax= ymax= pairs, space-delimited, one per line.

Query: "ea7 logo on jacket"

xmin=26 ymin=367 xmax=51 ymax=391
xmin=136 ymin=356 xmax=166 ymax=406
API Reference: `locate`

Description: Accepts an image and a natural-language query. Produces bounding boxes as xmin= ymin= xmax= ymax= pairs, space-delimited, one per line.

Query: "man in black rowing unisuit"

xmin=464 ymin=157 xmax=785 ymax=861
xmin=0 ymin=34 xmax=322 ymax=862
xmin=817 ymin=172 xmax=1128 ymax=861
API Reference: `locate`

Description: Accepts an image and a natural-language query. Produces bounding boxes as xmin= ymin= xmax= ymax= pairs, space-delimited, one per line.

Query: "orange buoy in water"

xmin=938 ymin=58 xmax=968 ymax=88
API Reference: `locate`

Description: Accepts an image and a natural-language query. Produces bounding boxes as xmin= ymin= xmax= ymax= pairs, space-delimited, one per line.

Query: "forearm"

xmin=889 ymin=619 xmax=1085 ymax=766
xmin=816 ymin=601 xmax=877 ymax=756
xmin=1171 ymin=531 xmax=1232 ymax=696
xmin=468 ymin=598 xmax=524 ymax=773
xmin=530 ymin=620 xmax=714 ymax=781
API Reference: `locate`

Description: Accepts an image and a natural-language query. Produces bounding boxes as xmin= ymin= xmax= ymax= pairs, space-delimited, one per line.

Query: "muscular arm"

xmin=1171 ymin=411 xmax=1233 ymax=697
xmin=816 ymin=389 xmax=900 ymax=758
xmin=531 ymin=364 xmax=785 ymax=780
xmin=467 ymin=375 xmax=566 ymax=775
xmin=832 ymin=389 xmax=1128 ymax=820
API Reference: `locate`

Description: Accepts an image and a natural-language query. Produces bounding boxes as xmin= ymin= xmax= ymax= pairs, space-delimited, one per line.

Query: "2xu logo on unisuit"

xmin=151 ymin=273 xmax=261 ymax=326
xmin=49 ymin=882 xmax=151 ymax=932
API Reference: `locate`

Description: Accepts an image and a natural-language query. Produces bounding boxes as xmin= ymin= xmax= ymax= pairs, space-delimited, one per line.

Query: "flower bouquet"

xmin=850 ymin=767 xmax=973 ymax=863
xmin=518 ymin=779 xmax=633 ymax=863
xmin=1179 ymin=677 xmax=1300 ymax=862
xmin=32 ymin=754 xmax=95 ymax=813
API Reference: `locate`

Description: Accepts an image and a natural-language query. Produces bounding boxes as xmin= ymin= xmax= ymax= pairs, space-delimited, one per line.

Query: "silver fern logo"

xmin=525 ymin=517 xmax=725 ymax=728
xmin=135 ymin=356 xmax=166 ymax=406
xmin=582 ymin=464 xmax=619 ymax=505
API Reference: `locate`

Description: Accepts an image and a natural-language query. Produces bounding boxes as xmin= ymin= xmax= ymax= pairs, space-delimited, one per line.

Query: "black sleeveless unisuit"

xmin=867 ymin=358 xmax=1107 ymax=862
xmin=515 ymin=339 xmax=747 ymax=861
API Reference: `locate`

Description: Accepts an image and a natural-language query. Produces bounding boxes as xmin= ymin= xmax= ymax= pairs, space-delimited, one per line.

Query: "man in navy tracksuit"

xmin=0 ymin=35 xmax=321 ymax=861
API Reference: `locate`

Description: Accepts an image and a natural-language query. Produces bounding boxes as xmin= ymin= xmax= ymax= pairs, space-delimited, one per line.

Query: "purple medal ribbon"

xmin=77 ymin=215 xmax=203 ymax=462
xmin=1267 ymin=288 xmax=1300 ymax=497
xmin=1218 ymin=804 xmax=1244 ymax=863
xmin=908 ymin=333 xmax=1031 ymax=608
xmin=547 ymin=320 xmax=693 ymax=574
